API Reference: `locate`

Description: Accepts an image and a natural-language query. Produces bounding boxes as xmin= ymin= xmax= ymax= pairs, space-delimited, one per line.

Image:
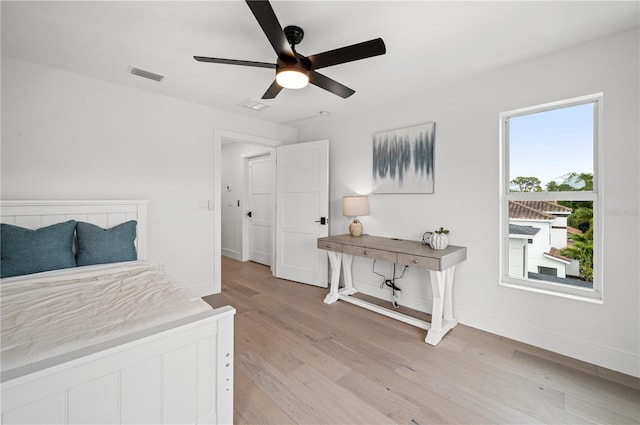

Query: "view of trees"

xmin=510 ymin=172 xmax=594 ymax=282
xmin=562 ymin=226 xmax=594 ymax=282
xmin=510 ymin=176 xmax=542 ymax=192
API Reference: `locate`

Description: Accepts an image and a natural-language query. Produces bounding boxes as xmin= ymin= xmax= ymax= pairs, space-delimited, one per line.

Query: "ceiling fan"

xmin=194 ymin=0 xmax=386 ymax=99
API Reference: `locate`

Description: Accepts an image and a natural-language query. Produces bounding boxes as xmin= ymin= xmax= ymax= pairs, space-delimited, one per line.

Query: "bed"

xmin=0 ymin=200 xmax=235 ymax=425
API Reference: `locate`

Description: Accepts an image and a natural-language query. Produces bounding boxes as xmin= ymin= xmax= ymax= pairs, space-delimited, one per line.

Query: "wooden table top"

xmin=318 ymin=234 xmax=467 ymax=271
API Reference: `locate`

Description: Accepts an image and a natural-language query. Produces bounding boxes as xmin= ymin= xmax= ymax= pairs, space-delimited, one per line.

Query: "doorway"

xmin=214 ymin=130 xmax=281 ymax=294
xmin=214 ymin=130 xmax=329 ymax=294
xmin=220 ymin=141 xmax=275 ymax=263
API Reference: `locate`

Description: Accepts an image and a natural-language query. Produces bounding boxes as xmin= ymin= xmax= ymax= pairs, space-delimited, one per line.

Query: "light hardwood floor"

xmin=203 ymin=257 xmax=640 ymax=425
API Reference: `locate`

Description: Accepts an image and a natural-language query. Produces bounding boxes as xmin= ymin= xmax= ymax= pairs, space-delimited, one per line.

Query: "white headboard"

xmin=0 ymin=200 xmax=149 ymax=260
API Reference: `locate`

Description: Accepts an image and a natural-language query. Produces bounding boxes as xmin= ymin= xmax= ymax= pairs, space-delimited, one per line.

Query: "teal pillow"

xmin=1 ymin=220 xmax=77 ymax=278
xmin=76 ymin=221 xmax=137 ymax=266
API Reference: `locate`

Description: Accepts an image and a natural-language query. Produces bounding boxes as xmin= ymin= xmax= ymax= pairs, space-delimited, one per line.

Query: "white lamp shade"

xmin=343 ymin=195 xmax=369 ymax=217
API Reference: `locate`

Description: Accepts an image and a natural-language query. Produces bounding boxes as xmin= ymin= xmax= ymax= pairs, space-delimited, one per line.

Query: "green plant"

xmin=560 ymin=232 xmax=594 ymax=282
xmin=435 ymin=227 xmax=449 ymax=234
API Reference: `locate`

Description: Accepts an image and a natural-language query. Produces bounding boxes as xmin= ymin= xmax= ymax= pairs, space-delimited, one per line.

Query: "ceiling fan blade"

xmin=307 ymin=38 xmax=386 ymax=70
xmin=245 ymin=0 xmax=294 ymax=59
xmin=262 ymin=80 xmax=283 ymax=99
xmin=309 ymin=71 xmax=355 ymax=98
xmin=194 ymin=56 xmax=276 ymax=69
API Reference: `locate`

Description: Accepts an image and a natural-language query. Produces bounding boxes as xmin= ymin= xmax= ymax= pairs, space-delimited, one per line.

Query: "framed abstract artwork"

xmin=372 ymin=122 xmax=435 ymax=194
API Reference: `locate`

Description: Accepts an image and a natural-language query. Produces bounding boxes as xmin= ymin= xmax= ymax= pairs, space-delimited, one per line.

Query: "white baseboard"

xmin=354 ymin=279 xmax=639 ymax=378
xmin=456 ymin=307 xmax=640 ymax=378
xmin=222 ymin=248 xmax=241 ymax=261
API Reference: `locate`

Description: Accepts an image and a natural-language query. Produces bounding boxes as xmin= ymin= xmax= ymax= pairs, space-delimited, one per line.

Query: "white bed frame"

xmin=1 ymin=201 xmax=235 ymax=425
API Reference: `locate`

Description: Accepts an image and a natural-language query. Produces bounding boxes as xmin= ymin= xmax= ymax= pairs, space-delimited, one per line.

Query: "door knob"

xmin=247 ymin=211 xmax=252 ymax=218
xmin=314 ymin=217 xmax=327 ymax=225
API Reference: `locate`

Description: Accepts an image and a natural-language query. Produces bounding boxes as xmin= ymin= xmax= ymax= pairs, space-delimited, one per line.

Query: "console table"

xmin=317 ymin=234 xmax=467 ymax=345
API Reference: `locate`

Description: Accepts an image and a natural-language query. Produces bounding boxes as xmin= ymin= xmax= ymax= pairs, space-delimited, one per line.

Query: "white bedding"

xmin=1 ymin=261 xmax=213 ymax=376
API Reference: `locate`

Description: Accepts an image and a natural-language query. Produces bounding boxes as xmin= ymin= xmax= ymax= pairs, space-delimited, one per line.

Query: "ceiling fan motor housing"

xmin=277 ymin=54 xmax=311 ymax=73
xmin=284 ymin=25 xmax=304 ymax=47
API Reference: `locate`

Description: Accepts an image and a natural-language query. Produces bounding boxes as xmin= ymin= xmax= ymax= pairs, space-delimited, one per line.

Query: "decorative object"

xmin=422 ymin=231 xmax=433 ymax=245
xmin=373 ymin=122 xmax=435 ymax=194
xmin=0 ymin=220 xmax=77 ymax=278
xmin=430 ymin=227 xmax=449 ymax=250
xmin=343 ymin=195 xmax=369 ymax=237
xmin=76 ymin=221 xmax=138 ymax=266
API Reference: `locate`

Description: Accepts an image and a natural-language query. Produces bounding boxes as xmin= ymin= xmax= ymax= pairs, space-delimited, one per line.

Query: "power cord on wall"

xmin=372 ymin=260 xmax=408 ymax=309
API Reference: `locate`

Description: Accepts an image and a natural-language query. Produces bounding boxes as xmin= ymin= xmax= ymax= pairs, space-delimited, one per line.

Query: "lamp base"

xmin=349 ymin=219 xmax=363 ymax=237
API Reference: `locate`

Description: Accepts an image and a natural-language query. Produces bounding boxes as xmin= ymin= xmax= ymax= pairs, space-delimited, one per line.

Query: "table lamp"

xmin=343 ymin=195 xmax=369 ymax=237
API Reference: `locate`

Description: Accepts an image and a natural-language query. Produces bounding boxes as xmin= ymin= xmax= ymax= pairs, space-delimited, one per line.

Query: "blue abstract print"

xmin=373 ymin=122 xmax=435 ymax=193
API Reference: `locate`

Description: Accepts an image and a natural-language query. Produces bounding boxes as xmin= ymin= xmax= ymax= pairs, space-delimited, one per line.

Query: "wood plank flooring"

xmin=203 ymin=257 xmax=640 ymax=425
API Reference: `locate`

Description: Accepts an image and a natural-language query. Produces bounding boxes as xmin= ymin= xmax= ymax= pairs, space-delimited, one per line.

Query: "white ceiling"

xmin=2 ymin=1 xmax=638 ymax=128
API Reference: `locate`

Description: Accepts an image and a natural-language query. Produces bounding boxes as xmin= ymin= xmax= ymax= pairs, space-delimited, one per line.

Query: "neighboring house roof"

xmin=509 ymin=201 xmax=556 ymax=220
xmin=528 ymin=272 xmax=591 ymax=288
xmin=509 ymin=223 xmax=540 ymax=236
xmin=544 ymin=247 xmax=572 ymax=264
xmin=567 ymin=226 xmax=582 ymax=236
xmin=509 ymin=200 xmax=572 ymax=220
xmin=510 ymin=200 xmax=572 ymax=218
xmin=566 ymin=226 xmax=582 ymax=246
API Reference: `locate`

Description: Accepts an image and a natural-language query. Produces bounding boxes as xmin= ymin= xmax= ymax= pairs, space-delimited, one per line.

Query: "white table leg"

xmin=340 ymin=253 xmax=358 ymax=296
xmin=443 ymin=266 xmax=456 ymax=321
xmin=323 ymin=251 xmax=342 ymax=304
xmin=428 ymin=270 xmax=444 ymax=331
xmin=425 ymin=267 xmax=458 ymax=345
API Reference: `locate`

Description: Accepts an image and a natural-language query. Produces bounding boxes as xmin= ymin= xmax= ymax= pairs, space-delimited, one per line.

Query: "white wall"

xmin=298 ymin=29 xmax=640 ymax=377
xmin=550 ymin=216 xmax=568 ymax=249
xmin=508 ymin=238 xmax=527 ymax=278
xmin=220 ymin=142 xmax=272 ymax=260
xmin=1 ymin=55 xmax=296 ymax=296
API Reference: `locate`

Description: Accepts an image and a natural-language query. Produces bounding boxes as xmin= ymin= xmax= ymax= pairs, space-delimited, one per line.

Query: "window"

xmin=500 ymin=94 xmax=601 ymax=302
xmin=538 ymin=266 xmax=558 ymax=277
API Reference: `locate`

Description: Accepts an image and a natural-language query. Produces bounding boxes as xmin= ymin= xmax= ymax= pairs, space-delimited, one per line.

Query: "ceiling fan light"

xmin=276 ymin=69 xmax=309 ymax=89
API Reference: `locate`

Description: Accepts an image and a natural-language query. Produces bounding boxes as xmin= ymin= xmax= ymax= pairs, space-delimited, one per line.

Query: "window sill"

xmin=500 ymin=278 xmax=603 ymax=304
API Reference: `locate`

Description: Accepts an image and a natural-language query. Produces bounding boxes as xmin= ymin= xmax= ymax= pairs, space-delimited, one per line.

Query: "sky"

xmin=509 ymin=102 xmax=594 ymax=189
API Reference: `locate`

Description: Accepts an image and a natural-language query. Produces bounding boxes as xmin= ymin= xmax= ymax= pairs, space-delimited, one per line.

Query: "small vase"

xmin=430 ymin=233 xmax=448 ymax=250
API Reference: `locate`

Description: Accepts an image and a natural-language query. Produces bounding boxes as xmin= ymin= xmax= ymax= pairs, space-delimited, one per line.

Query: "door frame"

xmin=214 ymin=129 xmax=282 ymax=293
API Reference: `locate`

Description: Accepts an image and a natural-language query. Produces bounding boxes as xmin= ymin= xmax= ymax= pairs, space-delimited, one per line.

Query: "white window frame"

xmin=499 ymin=93 xmax=603 ymax=303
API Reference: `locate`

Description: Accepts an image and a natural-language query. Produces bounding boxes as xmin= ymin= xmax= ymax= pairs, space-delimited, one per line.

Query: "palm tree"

xmin=568 ymin=207 xmax=593 ymax=233
xmin=561 ymin=232 xmax=593 ymax=282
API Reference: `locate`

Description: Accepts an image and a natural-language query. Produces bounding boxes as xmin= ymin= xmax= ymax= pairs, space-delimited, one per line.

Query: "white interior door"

xmin=275 ymin=140 xmax=329 ymax=287
xmin=246 ymin=154 xmax=273 ymax=266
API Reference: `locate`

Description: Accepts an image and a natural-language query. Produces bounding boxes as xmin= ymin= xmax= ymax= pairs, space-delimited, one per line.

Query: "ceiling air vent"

xmin=238 ymin=98 xmax=269 ymax=111
xmin=129 ymin=66 xmax=165 ymax=82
